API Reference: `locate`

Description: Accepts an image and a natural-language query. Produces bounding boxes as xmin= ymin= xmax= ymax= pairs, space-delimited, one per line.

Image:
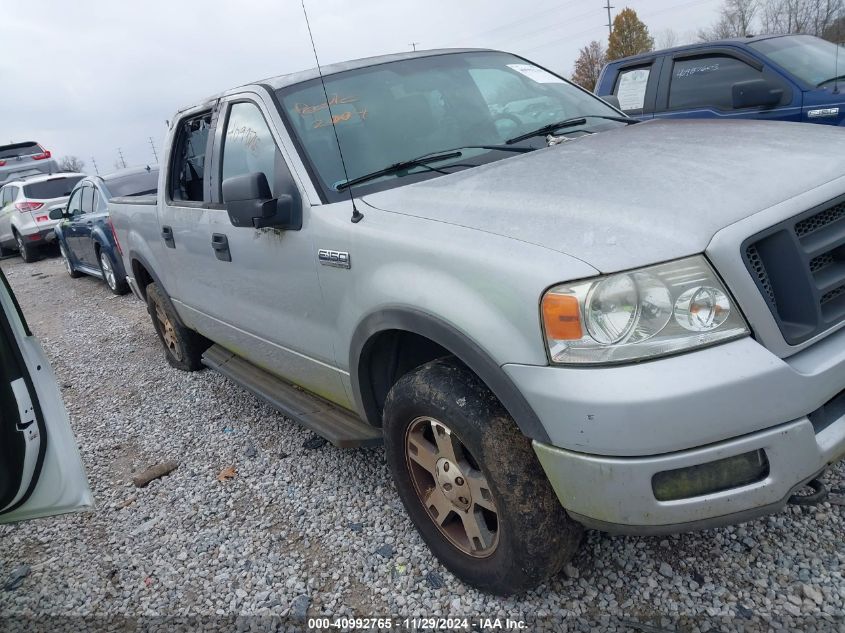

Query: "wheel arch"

xmin=127 ymin=250 xmax=170 ymax=302
xmin=350 ymin=308 xmax=550 ymax=443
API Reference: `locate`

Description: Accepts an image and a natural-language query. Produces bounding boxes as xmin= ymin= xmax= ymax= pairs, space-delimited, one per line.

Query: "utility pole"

xmin=409 ymin=41 xmax=420 ymax=51
xmin=604 ymin=1 xmax=614 ymax=37
xmin=149 ymin=137 xmax=159 ymax=163
xmin=117 ymin=148 xmax=127 ymax=169
xmin=91 ymin=157 xmax=99 ymax=175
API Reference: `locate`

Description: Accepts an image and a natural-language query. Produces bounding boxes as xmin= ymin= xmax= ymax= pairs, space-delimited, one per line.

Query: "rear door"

xmin=0 ymin=267 xmax=92 ymax=523
xmin=75 ymin=185 xmax=99 ymax=265
xmin=63 ymin=187 xmax=86 ymax=262
xmin=656 ymin=49 xmax=799 ymax=121
xmin=608 ymin=57 xmax=663 ymax=120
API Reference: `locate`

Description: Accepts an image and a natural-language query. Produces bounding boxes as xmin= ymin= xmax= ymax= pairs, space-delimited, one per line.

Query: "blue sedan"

xmin=52 ymin=166 xmax=158 ymax=295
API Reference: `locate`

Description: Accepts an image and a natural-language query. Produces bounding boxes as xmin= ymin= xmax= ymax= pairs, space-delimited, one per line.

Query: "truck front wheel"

xmin=145 ymin=282 xmax=209 ymax=371
xmin=382 ymin=358 xmax=582 ymax=594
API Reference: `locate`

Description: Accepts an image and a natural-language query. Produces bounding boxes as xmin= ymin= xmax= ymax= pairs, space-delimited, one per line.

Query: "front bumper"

xmin=534 ymin=410 xmax=844 ymax=533
xmin=505 ymin=329 xmax=845 ymax=532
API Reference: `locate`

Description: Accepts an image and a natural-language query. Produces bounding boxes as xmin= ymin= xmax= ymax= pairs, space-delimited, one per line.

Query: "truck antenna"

xmin=301 ymin=0 xmax=363 ymax=223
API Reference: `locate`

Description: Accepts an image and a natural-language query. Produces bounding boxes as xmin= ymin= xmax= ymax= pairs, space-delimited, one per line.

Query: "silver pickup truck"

xmin=110 ymin=48 xmax=845 ymax=594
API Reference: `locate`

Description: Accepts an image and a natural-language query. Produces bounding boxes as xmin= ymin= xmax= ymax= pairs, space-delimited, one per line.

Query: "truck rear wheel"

xmin=382 ymin=358 xmax=582 ymax=594
xmin=145 ymin=282 xmax=209 ymax=371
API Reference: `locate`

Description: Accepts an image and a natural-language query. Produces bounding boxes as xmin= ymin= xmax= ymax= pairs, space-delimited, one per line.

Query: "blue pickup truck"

xmin=52 ymin=166 xmax=158 ymax=295
xmin=596 ymin=34 xmax=845 ymax=125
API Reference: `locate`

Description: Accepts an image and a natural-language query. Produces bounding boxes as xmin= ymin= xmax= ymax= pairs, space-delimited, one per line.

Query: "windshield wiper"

xmin=335 ymin=144 xmax=531 ymax=191
xmin=505 ymin=115 xmax=637 ymax=145
xmin=816 ymin=74 xmax=845 ymax=87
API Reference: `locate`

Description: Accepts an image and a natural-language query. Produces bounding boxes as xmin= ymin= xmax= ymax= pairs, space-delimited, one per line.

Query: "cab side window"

xmin=170 ymin=112 xmax=212 ymax=202
xmin=669 ymin=56 xmax=765 ymax=110
xmin=81 ymin=187 xmax=95 ymax=214
xmin=2 ymin=187 xmax=18 ymax=207
xmin=67 ymin=188 xmax=84 ymax=216
xmin=615 ymin=66 xmax=651 ymax=113
xmin=221 ymin=102 xmax=282 ymax=197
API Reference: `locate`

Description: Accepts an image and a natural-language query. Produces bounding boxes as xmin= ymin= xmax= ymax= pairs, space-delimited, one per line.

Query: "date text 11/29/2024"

xmin=307 ymin=616 xmax=528 ymax=630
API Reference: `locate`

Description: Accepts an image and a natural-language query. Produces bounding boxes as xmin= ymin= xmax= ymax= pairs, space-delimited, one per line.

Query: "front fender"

xmin=350 ymin=307 xmax=553 ymax=442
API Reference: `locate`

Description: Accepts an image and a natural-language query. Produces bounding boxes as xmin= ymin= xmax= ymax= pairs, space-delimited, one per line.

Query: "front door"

xmin=63 ymin=187 xmax=86 ymax=261
xmin=160 ymin=98 xmax=349 ymax=407
xmin=0 ymin=267 xmax=92 ymax=524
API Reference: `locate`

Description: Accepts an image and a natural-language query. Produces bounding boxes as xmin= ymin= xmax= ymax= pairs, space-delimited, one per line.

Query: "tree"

xmin=58 ymin=155 xmax=85 ymax=172
xmin=571 ymin=40 xmax=607 ymax=91
xmin=607 ymin=8 xmax=654 ymax=61
xmin=700 ymin=0 xmax=759 ymax=40
xmin=760 ymin=0 xmax=844 ymax=36
xmin=655 ymin=28 xmax=680 ymax=49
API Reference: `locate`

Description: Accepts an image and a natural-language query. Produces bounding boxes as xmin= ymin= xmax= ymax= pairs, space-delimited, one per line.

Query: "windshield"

xmin=23 ymin=176 xmax=83 ymax=199
xmin=277 ymin=51 xmax=622 ymax=201
xmin=749 ymin=35 xmax=845 ymax=86
xmin=103 ymin=169 xmax=159 ymax=198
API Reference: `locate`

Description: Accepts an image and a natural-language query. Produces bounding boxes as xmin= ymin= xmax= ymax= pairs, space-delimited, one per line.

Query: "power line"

xmin=440 ymin=0 xmax=583 ymax=47
xmin=605 ymin=0 xmax=615 ymax=36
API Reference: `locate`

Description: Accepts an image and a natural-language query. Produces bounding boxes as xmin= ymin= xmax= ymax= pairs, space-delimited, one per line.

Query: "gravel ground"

xmin=1 ymin=253 xmax=845 ymax=632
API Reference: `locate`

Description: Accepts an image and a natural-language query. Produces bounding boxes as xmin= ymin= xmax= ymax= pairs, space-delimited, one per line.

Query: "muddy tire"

xmin=382 ymin=358 xmax=582 ymax=594
xmin=15 ymin=232 xmax=38 ymax=263
xmin=146 ymin=282 xmax=209 ymax=371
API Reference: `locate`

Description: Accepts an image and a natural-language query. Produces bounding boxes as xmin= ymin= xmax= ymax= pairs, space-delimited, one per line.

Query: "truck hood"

xmin=362 ymin=119 xmax=845 ymax=272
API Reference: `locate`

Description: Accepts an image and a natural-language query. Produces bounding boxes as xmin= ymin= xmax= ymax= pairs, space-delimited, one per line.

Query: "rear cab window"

xmin=22 ymin=176 xmax=83 ymax=200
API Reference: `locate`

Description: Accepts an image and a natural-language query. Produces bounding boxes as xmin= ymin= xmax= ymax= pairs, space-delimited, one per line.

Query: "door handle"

xmin=211 ymin=233 xmax=231 ymax=262
xmin=161 ymin=225 xmax=175 ymax=248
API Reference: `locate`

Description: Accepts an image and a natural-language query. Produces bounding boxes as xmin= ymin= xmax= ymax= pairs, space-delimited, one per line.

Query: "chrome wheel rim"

xmin=405 ymin=416 xmax=499 ymax=557
xmin=100 ymin=252 xmax=116 ymax=289
xmin=60 ymin=245 xmax=73 ymax=275
xmin=155 ymin=303 xmax=182 ymax=361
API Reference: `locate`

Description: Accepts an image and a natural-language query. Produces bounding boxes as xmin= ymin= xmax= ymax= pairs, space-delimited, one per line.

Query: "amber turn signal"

xmin=542 ymin=293 xmax=583 ymax=340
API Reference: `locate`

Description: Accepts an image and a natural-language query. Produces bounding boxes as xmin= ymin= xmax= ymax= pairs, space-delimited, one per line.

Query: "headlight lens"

xmin=542 ymin=256 xmax=749 ymax=365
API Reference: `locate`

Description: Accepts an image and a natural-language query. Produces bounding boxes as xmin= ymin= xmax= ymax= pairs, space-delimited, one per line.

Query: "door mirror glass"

xmin=732 ymin=78 xmax=783 ymax=108
xmin=48 ymin=208 xmax=64 ymax=220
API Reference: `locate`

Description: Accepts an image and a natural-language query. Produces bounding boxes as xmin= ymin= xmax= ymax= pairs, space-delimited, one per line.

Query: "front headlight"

xmin=541 ymin=256 xmax=749 ymax=365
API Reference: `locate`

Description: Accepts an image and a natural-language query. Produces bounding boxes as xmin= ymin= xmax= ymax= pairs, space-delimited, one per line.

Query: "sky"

xmin=0 ymin=0 xmax=722 ymax=174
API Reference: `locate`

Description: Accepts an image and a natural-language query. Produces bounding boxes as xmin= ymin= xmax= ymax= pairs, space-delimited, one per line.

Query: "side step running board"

xmin=202 ymin=345 xmax=382 ymax=448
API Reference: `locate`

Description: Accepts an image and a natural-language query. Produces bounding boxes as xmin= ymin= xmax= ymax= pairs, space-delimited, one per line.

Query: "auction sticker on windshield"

xmin=507 ymin=63 xmax=564 ymax=83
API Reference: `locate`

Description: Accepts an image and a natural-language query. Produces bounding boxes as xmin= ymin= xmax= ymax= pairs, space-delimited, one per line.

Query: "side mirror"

xmin=222 ymin=172 xmax=302 ymax=231
xmin=732 ymin=79 xmax=783 ymax=109
xmin=601 ymin=94 xmax=622 ymax=110
xmin=49 ymin=208 xmax=65 ymax=220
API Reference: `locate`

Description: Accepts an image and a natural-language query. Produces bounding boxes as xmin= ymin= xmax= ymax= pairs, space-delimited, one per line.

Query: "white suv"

xmin=0 ymin=172 xmax=84 ymax=262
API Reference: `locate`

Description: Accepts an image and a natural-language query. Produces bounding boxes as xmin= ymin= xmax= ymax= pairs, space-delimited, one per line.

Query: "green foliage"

xmin=607 ymin=7 xmax=654 ymax=61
